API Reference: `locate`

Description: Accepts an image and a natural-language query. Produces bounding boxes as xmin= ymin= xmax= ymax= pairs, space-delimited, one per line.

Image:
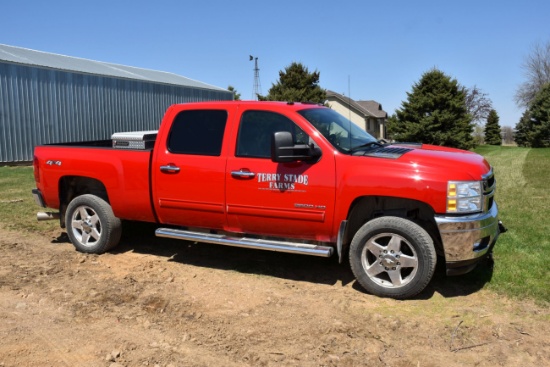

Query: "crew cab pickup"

xmin=32 ymin=101 xmax=505 ymax=299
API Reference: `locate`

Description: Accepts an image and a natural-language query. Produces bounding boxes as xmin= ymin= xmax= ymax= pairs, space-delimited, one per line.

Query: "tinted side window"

xmin=168 ymin=110 xmax=227 ymax=156
xmin=236 ymin=110 xmax=308 ymax=158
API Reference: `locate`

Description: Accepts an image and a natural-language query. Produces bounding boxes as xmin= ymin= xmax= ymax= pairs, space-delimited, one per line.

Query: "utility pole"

xmin=249 ymin=55 xmax=262 ymax=100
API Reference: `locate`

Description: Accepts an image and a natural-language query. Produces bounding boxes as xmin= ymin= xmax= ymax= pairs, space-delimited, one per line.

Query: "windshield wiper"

xmin=351 ymin=141 xmax=385 ymax=152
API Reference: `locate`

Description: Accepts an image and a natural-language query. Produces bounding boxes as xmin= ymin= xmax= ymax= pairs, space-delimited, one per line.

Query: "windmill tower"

xmin=249 ymin=55 xmax=262 ymax=100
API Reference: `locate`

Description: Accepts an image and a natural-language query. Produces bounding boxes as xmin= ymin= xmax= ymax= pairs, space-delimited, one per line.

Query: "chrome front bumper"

xmin=435 ymin=202 xmax=503 ymax=275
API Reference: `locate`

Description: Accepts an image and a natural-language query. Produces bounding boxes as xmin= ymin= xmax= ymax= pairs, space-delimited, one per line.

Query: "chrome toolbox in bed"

xmin=111 ymin=130 xmax=158 ymax=150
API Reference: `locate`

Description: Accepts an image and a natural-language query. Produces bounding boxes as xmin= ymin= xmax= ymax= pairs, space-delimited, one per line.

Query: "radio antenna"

xmin=348 ymin=75 xmax=352 ymax=149
xmin=348 ymin=75 xmax=351 ymax=121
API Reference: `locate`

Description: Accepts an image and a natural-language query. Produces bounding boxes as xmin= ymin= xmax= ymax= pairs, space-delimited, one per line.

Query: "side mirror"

xmin=271 ymin=131 xmax=321 ymax=163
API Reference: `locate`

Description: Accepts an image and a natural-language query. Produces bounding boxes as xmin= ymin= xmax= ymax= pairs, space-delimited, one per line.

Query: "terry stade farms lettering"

xmin=257 ymin=173 xmax=309 ymax=191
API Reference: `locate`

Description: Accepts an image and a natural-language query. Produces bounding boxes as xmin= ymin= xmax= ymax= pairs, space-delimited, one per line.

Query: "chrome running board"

xmin=155 ymin=228 xmax=334 ymax=257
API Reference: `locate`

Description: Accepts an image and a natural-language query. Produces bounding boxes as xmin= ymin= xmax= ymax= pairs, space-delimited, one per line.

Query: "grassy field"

xmin=1 ymin=147 xmax=548 ymax=304
xmin=0 ymin=166 xmax=58 ymax=234
xmin=473 ymin=146 xmax=550 ymax=304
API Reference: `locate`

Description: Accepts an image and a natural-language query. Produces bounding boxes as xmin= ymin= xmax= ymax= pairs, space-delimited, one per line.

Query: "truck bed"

xmin=44 ymin=139 xmax=113 ymax=148
xmin=34 ymin=143 xmax=156 ymax=223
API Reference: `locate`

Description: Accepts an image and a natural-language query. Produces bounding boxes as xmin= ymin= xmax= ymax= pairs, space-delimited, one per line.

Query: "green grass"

xmin=474 ymin=145 xmax=550 ymax=304
xmin=0 ymin=166 xmax=57 ymax=234
xmin=1 ymin=148 xmax=549 ymax=304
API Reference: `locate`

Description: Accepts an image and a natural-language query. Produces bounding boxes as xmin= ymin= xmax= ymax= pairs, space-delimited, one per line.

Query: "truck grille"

xmin=482 ymin=169 xmax=496 ymax=212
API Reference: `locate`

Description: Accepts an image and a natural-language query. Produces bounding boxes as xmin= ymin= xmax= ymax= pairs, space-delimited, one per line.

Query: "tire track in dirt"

xmin=0 ymin=224 xmax=549 ymax=367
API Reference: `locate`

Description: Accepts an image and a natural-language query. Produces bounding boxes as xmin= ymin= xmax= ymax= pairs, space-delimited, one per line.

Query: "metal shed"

xmin=0 ymin=44 xmax=233 ymax=163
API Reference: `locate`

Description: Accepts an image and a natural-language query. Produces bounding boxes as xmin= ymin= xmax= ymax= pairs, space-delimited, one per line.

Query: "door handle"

xmin=160 ymin=164 xmax=180 ymax=174
xmin=231 ymin=169 xmax=256 ymax=179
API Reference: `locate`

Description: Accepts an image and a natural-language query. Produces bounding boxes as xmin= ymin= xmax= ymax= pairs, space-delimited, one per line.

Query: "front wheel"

xmin=65 ymin=194 xmax=122 ymax=253
xmin=349 ymin=216 xmax=436 ymax=299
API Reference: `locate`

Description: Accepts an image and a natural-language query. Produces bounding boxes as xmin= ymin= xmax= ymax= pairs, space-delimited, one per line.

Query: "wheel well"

xmin=345 ymin=196 xmax=443 ymax=255
xmin=58 ymin=176 xmax=109 ymax=227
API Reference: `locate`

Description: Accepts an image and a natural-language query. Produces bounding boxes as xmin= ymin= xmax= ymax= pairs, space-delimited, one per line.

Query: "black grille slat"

xmin=482 ymin=169 xmax=496 ymax=212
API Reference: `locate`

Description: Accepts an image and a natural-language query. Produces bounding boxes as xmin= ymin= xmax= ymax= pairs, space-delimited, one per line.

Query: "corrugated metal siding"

xmin=0 ymin=62 xmax=232 ymax=162
xmin=0 ymin=44 xmax=229 ymax=92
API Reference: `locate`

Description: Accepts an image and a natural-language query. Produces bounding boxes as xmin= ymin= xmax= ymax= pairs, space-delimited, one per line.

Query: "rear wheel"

xmin=349 ymin=216 xmax=436 ymax=299
xmin=65 ymin=194 xmax=121 ymax=253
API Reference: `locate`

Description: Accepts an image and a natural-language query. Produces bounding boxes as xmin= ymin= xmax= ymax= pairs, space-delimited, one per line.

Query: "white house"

xmin=326 ymin=90 xmax=388 ymax=139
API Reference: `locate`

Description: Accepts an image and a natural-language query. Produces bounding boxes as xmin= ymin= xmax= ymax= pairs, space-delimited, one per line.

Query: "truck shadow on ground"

xmin=55 ymin=221 xmax=494 ymax=300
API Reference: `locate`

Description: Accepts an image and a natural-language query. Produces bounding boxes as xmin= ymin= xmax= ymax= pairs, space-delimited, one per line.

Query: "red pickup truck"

xmin=32 ymin=101 xmax=505 ymax=299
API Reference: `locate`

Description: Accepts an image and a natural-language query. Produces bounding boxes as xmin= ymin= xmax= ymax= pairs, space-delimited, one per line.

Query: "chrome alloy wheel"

xmin=361 ymin=232 xmax=419 ymax=288
xmin=70 ymin=205 xmax=102 ymax=247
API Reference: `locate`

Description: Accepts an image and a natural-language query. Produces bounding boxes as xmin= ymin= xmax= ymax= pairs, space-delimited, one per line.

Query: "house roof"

xmin=356 ymin=100 xmax=387 ymax=118
xmin=326 ymin=90 xmax=387 ymax=118
xmin=0 ymin=43 xmax=227 ymax=91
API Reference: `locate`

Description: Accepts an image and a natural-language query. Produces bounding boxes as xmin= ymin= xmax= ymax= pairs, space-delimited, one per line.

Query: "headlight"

xmin=447 ymin=181 xmax=482 ymax=213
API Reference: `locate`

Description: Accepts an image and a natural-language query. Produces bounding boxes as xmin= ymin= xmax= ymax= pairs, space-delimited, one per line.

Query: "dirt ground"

xmin=0 ymin=222 xmax=548 ymax=367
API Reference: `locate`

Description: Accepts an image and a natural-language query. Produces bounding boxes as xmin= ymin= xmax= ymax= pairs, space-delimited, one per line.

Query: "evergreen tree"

xmin=259 ymin=62 xmax=326 ymax=103
xmin=386 ymin=114 xmax=399 ymax=141
xmin=514 ymin=110 xmax=532 ymax=147
xmin=528 ymin=83 xmax=550 ymax=147
xmin=484 ymin=109 xmax=502 ymax=145
xmin=388 ymin=69 xmax=474 ymax=150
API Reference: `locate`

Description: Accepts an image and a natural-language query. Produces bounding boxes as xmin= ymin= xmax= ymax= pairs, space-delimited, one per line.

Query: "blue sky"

xmin=2 ymin=0 xmax=549 ymax=127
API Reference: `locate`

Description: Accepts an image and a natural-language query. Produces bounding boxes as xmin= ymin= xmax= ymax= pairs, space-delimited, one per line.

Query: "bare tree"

xmin=462 ymin=85 xmax=493 ymax=124
xmin=515 ymin=41 xmax=550 ymax=108
xmin=473 ymin=124 xmax=485 ymax=145
xmin=501 ymin=126 xmax=515 ymax=145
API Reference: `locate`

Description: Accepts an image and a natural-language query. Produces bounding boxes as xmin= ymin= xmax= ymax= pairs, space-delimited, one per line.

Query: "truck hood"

xmin=364 ymin=143 xmax=491 ymax=180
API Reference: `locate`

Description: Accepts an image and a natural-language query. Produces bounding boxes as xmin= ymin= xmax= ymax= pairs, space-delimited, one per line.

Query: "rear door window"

xmin=168 ymin=110 xmax=228 ymax=156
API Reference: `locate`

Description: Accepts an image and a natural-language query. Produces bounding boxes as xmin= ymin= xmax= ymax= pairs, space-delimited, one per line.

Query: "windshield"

xmin=298 ymin=108 xmax=378 ymax=153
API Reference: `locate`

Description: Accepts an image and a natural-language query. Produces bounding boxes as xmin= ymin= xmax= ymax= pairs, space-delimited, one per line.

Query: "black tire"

xmin=65 ymin=194 xmax=122 ymax=253
xmin=349 ymin=216 xmax=436 ymax=299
